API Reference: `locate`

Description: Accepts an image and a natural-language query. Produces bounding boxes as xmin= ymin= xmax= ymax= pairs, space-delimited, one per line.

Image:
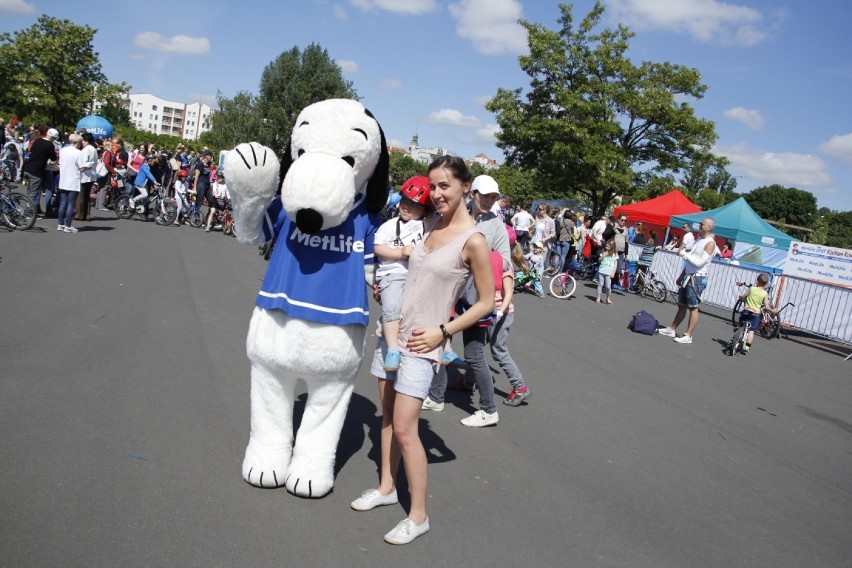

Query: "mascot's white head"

xmin=279 ymin=98 xmax=389 ymax=234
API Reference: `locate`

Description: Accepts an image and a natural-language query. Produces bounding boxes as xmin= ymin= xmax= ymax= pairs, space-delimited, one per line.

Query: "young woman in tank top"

xmin=351 ymin=155 xmax=495 ymax=545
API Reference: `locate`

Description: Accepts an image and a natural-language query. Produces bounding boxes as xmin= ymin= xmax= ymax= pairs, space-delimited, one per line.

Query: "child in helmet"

xmin=173 ymin=169 xmax=189 ymax=226
xmin=374 ymin=175 xmax=431 ymax=371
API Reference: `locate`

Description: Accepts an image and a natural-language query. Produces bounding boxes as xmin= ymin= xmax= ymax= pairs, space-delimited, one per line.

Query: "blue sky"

xmin=2 ymin=0 xmax=850 ymax=211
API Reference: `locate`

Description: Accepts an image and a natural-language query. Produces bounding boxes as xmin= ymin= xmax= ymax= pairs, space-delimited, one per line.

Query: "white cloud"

xmin=379 ymin=78 xmax=403 ymax=90
xmin=724 ymin=107 xmax=765 ymax=130
xmin=607 ymin=0 xmax=777 ymax=46
xmin=333 ymin=4 xmax=348 ymax=19
xmin=336 ymin=59 xmax=358 ymax=74
xmin=476 ymin=124 xmax=501 ymax=144
xmin=349 ymin=0 xmax=437 ymax=14
xmin=448 ymin=0 xmax=527 ymax=55
xmin=715 ymin=142 xmax=832 ymax=188
xmin=0 ymin=0 xmax=34 ymax=15
xmin=133 ymin=33 xmax=211 ymax=55
xmin=473 ymin=95 xmax=493 ymax=107
xmin=818 ymin=133 xmax=852 ymax=164
xmin=427 ymin=108 xmax=482 ymax=128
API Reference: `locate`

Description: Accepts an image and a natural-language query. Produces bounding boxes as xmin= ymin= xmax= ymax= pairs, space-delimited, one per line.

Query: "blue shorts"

xmin=378 ymin=272 xmax=407 ymax=322
xmin=370 ymin=340 xmax=436 ymax=400
xmin=740 ymin=309 xmax=761 ymax=329
xmin=677 ymin=274 xmax=707 ymax=308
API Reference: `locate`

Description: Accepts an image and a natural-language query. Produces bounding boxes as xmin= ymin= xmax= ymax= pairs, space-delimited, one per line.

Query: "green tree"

xmin=695 ymin=187 xmax=724 ymax=210
xmin=94 ymin=82 xmax=132 ymax=127
xmin=206 ymin=91 xmax=262 ymax=150
xmin=388 ymin=152 xmax=426 ymax=188
xmin=822 ymin=210 xmax=852 ymax=248
xmin=0 ymin=15 xmax=123 ymax=129
xmin=255 ymin=43 xmax=358 ymax=154
xmin=743 ymin=184 xmax=817 ymax=228
xmin=487 ymin=1 xmax=719 ymax=216
xmin=490 ymin=164 xmax=543 ymax=207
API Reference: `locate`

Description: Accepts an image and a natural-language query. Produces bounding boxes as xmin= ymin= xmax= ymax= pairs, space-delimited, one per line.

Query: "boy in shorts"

xmin=374 ymin=176 xmax=430 ymax=371
xmin=736 ymin=273 xmax=777 ymax=355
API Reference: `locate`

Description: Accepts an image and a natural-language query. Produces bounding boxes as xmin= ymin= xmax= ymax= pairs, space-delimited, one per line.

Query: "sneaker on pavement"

xmin=384 ymin=517 xmax=430 ymax=545
xmin=503 ymin=387 xmax=530 ymax=407
xmin=383 ymin=349 xmax=401 ymax=372
xmin=658 ymin=327 xmax=676 ymax=337
xmin=64 ymin=226 xmax=78 ymax=233
xmin=421 ymin=397 xmax=444 ymax=412
xmin=461 ymin=410 xmax=499 ymax=427
xmin=351 ymin=488 xmax=398 ymax=511
xmin=57 ymin=225 xmax=66 ymax=231
xmin=674 ymin=334 xmax=692 ymax=344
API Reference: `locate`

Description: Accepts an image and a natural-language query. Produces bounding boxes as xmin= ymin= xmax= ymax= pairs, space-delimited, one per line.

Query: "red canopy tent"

xmin=614 ymin=189 xmax=702 ymax=227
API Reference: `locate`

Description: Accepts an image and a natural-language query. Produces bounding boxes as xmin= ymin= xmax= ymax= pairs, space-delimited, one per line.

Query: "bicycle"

xmin=115 ymin=185 xmax=176 ymax=225
xmin=544 ymin=249 xmax=564 ymax=277
xmin=628 ymin=267 xmax=668 ymax=303
xmin=221 ymin=204 xmax=236 ymax=237
xmin=549 ymin=260 xmax=580 ymax=299
xmin=0 ymin=173 xmax=37 ymax=231
xmin=574 ymin=257 xmax=599 ymax=281
xmin=178 ymin=199 xmax=205 ymax=228
xmin=730 ymin=281 xmax=795 ymax=340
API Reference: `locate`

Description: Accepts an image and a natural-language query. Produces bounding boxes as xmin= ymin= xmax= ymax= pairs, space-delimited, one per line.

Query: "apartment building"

xmin=122 ymin=93 xmax=213 ymax=141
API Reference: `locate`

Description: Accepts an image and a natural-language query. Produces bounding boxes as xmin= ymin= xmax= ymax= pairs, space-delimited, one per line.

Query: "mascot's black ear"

xmin=365 ymin=109 xmax=390 ymax=214
xmin=278 ymin=141 xmax=293 ymax=196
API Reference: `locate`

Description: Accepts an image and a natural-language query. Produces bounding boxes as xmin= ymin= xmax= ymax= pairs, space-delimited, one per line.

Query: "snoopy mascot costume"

xmin=226 ymin=99 xmax=388 ymax=498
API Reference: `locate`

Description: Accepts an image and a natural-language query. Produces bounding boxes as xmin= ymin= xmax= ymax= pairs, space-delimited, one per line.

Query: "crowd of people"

xmin=2 ymin=117 xmax=230 ymax=233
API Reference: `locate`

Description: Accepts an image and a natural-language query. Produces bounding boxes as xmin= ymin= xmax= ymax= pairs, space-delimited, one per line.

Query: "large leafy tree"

xmin=206 ymin=91 xmax=262 ymax=150
xmin=0 ymin=15 xmax=123 ymax=129
xmin=388 ymin=152 xmax=427 ymax=189
xmin=487 ymin=1 xmax=719 ymax=216
xmin=744 ymin=184 xmax=817 ymax=228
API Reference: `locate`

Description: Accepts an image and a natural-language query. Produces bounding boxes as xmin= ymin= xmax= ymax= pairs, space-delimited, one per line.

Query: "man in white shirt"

xmin=681 ymin=222 xmax=695 ymax=250
xmin=659 ymin=218 xmax=718 ymax=344
xmin=511 ymin=204 xmax=533 ymax=250
xmin=57 ymin=133 xmax=85 ymax=233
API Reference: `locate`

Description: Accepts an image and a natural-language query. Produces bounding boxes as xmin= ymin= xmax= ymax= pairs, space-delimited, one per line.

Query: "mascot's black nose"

xmin=296 ymin=208 xmax=324 ymax=234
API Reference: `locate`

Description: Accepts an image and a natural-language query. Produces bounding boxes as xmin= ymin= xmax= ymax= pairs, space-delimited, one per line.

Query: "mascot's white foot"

xmin=242 ymin=441 xmax=291 ymax=488
xmin=285 ymin=454 xmax=335 ymax=498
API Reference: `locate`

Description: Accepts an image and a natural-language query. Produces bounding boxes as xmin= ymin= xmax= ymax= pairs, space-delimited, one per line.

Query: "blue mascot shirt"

xmin=257 ymin=196 xmax=380 ymax=326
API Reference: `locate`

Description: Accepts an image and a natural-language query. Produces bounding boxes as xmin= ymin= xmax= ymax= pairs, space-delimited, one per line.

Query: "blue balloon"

xmin=75 ymin=115 xmax=114 ymax=140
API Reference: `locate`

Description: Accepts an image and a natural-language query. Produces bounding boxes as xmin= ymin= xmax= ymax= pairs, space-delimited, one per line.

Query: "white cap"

xmin=47 ymin=128 xmax=59 ymax=138
xmin=471 ymin=175 xmax=499 ymax=195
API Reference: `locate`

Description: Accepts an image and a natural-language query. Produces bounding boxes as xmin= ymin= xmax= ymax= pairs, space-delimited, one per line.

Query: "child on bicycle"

xmin=737 ymin=273 xmax=778 ymax=355
xmin=172 ymin=170 xmax=189 ymax=226
xmin=374 ymin=175 xmax=431 ymax=371
xmin=521 ymin=241 xmax=545 ymax=297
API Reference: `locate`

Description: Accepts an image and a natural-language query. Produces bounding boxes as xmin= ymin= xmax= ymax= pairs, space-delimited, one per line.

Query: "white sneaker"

xmin=460 ymin=410 xmax=499 ymax=427
xmin=350 ymin=488 xmax=398 ymax=511
xmin=421 ymin=398 xmax=444 ymax=412
xmin=64 ymin=226 xmax=78 ymax=233
xmin=658 ymin=327 xmax=676 ymax=337
xmin=674 ymin=334 xmax=693 ymax=344
xmin=57 ymin=225 xmax=66 ymax=231
xmin=384 ymin=517 xmax=430 ymax=545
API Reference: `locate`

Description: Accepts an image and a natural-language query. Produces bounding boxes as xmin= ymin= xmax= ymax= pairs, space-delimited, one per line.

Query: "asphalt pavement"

xmin=1 ymin=212 xmax=851 ymax=568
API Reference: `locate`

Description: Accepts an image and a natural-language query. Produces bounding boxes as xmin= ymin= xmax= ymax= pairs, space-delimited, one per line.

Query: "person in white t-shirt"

xmin=375 ymin=175 xmax=431 ymax=372
xmin=172 ymin=170 xmax=190 ymax=226
xmin=510 ymin=204 xmax=533 ymax=250
xmin=681 ymin=222 xmax=695 ymax=250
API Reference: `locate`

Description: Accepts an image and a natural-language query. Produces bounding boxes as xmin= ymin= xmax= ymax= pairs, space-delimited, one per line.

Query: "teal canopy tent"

xmin=670 ymin=198 xmax=797 ymax=251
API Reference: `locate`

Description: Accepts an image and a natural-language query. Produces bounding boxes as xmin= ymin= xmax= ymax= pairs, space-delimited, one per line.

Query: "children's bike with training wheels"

xmin=731 ymin=281 xmax=795 ymax=340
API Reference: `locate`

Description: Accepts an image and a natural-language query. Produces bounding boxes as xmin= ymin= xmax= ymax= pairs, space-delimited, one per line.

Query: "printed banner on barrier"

xmin=782 ymin=242 xmax=852 ymax=288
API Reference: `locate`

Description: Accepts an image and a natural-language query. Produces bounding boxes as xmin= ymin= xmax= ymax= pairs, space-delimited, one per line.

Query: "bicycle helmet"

xmin=399 ymin=175 xmax=431 ymax=207
xmin=177 ymin=170 xmax=188 ymax=178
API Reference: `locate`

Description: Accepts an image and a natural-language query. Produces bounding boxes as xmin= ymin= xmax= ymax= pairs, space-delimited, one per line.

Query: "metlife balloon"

xmin=76 ymin=115 xmax=114 ymax=140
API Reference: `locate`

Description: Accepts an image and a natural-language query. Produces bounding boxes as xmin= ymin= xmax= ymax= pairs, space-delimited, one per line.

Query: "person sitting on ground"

xmin=735 ymin=273 xmax=778 ymax=355
xmin=374 ymin=175 xmax=431 ymax=372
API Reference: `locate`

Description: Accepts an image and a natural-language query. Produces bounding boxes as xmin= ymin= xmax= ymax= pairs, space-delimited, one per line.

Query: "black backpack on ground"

xmin=629 ymin=310 xmax=659 ymax=335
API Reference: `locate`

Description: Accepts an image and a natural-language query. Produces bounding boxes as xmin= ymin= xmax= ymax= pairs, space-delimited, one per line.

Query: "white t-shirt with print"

xmin=375 ymin=216 xmax=425 ymax=278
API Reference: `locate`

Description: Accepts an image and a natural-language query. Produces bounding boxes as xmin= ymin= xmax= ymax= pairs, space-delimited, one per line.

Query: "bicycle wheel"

xmin=156 ymin=202 xmax=177 ymax=225
xmin=731 ymin=299 xmax=743 ymax=327
xmin=1 ymin=193 xmax=36 ymax=230
xmin=549 ymin=272 xmax=577 ymax=299
xmin=760 ymin=313 xmax=781 ymax=339
xmin=544 ymin=251 xmax=562 ymax=277
xmin=188 ymin=208 xmax=204 ymax=228
xmin=728 ymin=324 xmax=746 ymax=356
xmin=115 ymin=195 xmax=134 ymax=219
xmin=651 ymin=281 xmax=668 ymax=303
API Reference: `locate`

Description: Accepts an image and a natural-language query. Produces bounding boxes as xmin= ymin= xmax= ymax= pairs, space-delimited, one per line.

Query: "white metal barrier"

xmin=648 ymin=250 xmax=852 ymax=344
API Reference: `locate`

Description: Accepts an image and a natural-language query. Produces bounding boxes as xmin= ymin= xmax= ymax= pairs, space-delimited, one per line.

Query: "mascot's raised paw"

xmin=227 ymin=142 xmax=281 ymax=244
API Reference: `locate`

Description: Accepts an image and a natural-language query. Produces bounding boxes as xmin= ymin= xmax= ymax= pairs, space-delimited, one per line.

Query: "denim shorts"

xmin=740 ymin=309 xmax=761 ymax=329
xmin=677 ymin=274 xmax=707 ymax=308
xmin=370 ymin=341 xmax=436 ymax=400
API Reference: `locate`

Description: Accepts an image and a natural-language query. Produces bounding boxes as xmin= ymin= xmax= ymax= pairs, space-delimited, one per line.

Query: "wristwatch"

xmin=439 ymin=324 xmax=452 ymax=341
